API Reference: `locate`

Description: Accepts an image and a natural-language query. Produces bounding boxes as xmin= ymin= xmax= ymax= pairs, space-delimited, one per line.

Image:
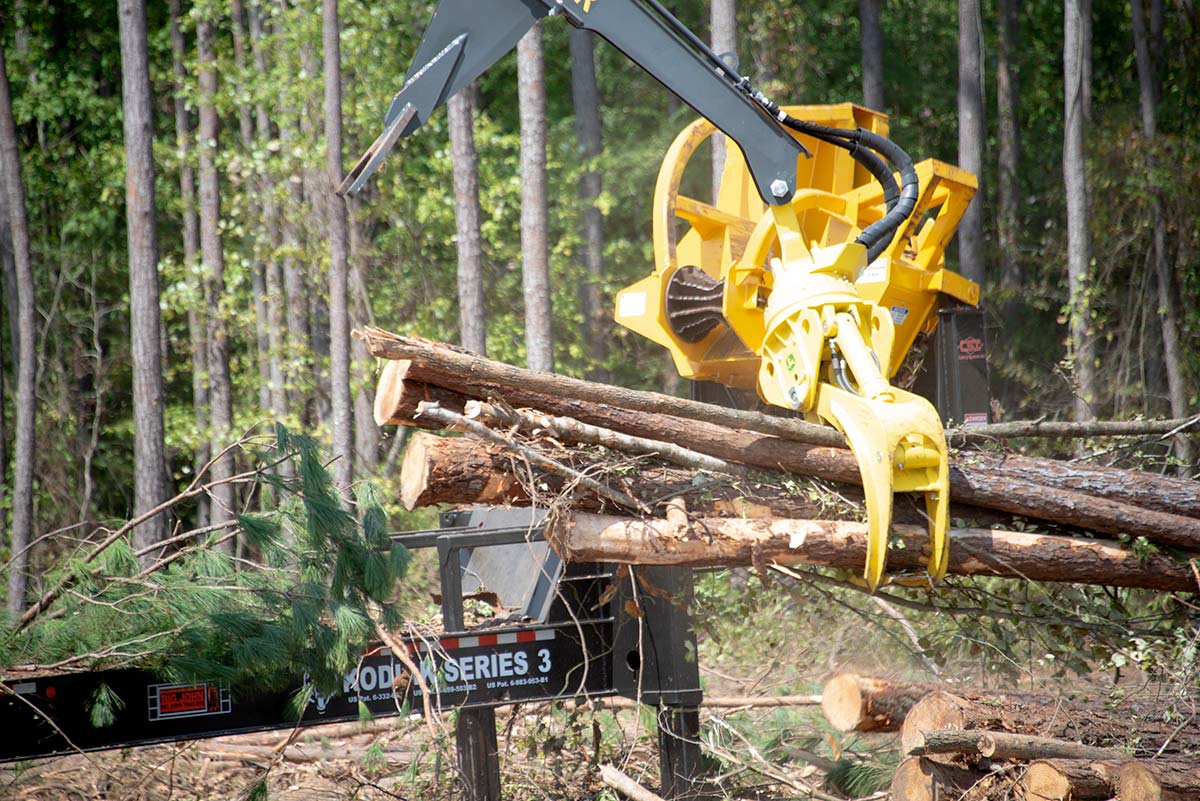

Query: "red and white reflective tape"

xmin=365 ymin=628 xmax=555 ymax=658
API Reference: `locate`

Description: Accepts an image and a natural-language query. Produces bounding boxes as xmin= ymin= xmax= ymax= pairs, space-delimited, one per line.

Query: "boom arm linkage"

xmin=346 ymin=0 xmax=979 ymax=591
xmin=339 ymin=0 xmax=805 ymax=203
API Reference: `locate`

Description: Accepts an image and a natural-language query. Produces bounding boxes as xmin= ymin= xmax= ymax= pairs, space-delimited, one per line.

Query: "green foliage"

xmin=3 ymin=430 xmax=411 ymax=724
xmin=87 ymin=682 xmax=125 ymax=728
xmin=825 ymin=755 xmax=897 ymax=797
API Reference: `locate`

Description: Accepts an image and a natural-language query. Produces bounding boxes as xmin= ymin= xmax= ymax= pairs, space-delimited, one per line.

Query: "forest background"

xmin=0 ymin=0 xmax=1197 ymax=648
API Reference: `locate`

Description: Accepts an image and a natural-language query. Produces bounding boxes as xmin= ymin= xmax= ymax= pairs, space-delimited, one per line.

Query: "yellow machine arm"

xmin=616 ymin=105 xmax=979 ymax=590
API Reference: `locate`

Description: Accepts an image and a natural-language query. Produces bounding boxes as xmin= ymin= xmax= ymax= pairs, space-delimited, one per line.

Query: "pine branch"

xmin=948 ymin=413 xmax=1200 ymax=444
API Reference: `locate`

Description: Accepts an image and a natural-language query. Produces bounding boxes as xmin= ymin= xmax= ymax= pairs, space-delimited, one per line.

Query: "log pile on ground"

xmin=358 ymin=328 xmax=1200 ymax=592
xmin=817 ymin=672 xmax=1200 ymax=800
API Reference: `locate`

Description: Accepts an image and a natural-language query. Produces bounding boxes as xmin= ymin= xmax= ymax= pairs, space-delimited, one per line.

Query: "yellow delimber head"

xmin=615 ymin=104 xmax=976 ymax=589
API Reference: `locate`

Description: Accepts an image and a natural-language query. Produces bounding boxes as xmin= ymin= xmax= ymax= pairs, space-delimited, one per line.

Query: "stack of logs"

xmin=822 ymin=672 xmax=1200 ymax=800
xmin=359 ymin=328 xmax=1200 ymax=591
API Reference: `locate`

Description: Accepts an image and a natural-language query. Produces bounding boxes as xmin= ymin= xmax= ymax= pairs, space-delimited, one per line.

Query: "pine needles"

xmin=2 ymin=425 xmax=412 ymax=726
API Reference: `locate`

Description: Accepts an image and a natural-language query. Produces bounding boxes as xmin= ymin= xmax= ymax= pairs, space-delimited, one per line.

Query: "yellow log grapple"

xmin=615 ymin=105 xmax=978 ymax=589
xmin=342 ymin=0 xmax=981 ymax=589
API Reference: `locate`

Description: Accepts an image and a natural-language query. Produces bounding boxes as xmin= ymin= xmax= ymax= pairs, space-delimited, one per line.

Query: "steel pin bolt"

xmin=770 ymin=179 xmax=790 ymax=199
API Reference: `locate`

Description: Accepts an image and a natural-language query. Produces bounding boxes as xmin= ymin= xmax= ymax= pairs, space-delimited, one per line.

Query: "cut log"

xmin=399 ymin=432 xmax=1003 ymax=526
xmin=978 ymin=731 xmax=1134 ymax=762
xmin=911 ymin=727 xmax=1142 ymax=763
xmin=553 ymin=513 xmax=1198 ymax=592
xmin=359 ymin=332 xmax=845 ymax=446
xmin=361 ymin=331 xmax=1200 ymax=541
xmin=399 ymin=432 xmax=846 ymax=519
xmin=820 ymin=673 xmax=939 ymax=733
xmin=373 ymin=360 xmax=469 ymax=428
xmin=367 ymin=344 xmax=1200 ymax=551
xmin=900 ymin=691 xmax=1200 ymax=758
xmin=961 ymin=450 xmax=1200 ymax=519
xmin=400 ymin=431 xmax=528 ymax=510
xmin=1133 ymin=757 xmax=1200 ymax=800
xmin=1019 ymin=758 xmax=1127 ymax=800
xmin=890 ymin=757 xmax=993 ymax=801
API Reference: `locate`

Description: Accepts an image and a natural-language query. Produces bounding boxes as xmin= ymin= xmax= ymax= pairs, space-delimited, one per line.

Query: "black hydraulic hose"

xmin=775 ymin=113 xmax=918 ymax=262
xmin=624 ymin=5 xmax=917 ymax=258
xmin=853 ymin=128 xmax=919 ymax=261
xmin=778 ymin=115 xmax=900 ymax=215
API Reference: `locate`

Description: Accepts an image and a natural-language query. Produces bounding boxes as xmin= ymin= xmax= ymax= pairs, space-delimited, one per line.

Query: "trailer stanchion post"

xmin=658 ymin=704 xmax=703 ymax=799
xmin=613 ymin=565 xmax=704 ymax=798
xmin=439 ymin=535 xmax=502 ymax=801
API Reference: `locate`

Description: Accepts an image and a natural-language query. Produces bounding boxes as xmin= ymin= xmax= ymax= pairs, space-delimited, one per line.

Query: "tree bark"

xmin=301 ymin=40 xmax=331 ymax=427
xmin=517 ymin=23 xmax=553 ymax=373
xmin=1131 ymin=0 xmax=1195 ymax=471
xmin=996 ymin=0 xmax=1022 ymax=312
xmin=358 ymin=330 xmax=843 ymax=447
xmin=197 ymin=16 xmax=236 ymax=539
xmin=551 ymin=513 xmax=1198 ymax=592
xmin=446 ymin=85 xmax=486 ymax=356
xmin=1133 ymin=757 xmax=1200 ymax=799
xmin=230 ymin=0 xmax=272 ymax=415
xmin=0 ymin=39 xmax=35 ymax=617
xmin=956 ymin=0 xmax=985 ymax=287
xmin=957 ymin=448 xmax=1200 ymax=519
xmin=821 ymin=673 xmax=936 ymax=733
xmin=859 ymin=0 xmax=884 ymax=111
xmin=710 ymin=0 xmax=737 ymax=199
xmin=118 ymin=0 xmax=170 ymax=553
xmin=890 ymin=757 xmax=991 ymax=801
xmin=568 ymin=28 xmax=607 ymax=382
xmin=346 ymin=198 xmax=378 ymax=475
xmin=900 ymin=690 xmax=1200 ymax=758
xmin=1064 ymin=0 xmax=1096 ymax=421
xmin=1020 ymin=759 xmax=1125 ymax=801
xmin=169 ymin=0 xmax=210 ymax=528
xmin=399 ymin=430 xmax=843 ymax=520
xmin=362 ymin=340 xmax=1200 ymax=547
xmin=913 ymin=729 xmax=1134 ymax=763
xmin=248 ymin=2 xmax=288 ymax=422
xmin=324 ymin=0 xmax=352 ymax=494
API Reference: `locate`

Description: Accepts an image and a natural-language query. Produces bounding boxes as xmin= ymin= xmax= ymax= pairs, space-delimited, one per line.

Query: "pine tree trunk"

xmin=569 ymin=28 xmax=607 ymax=382
xmin=197 ymin=16 xmax=237 ymax=540
xmin=447 ymin=85 xmax=486 ymax=356
xmin=956 ymin=0 xmax=985 ymax=286
xmin=248 ymin=3 xmax=288 ymax=422
xmin=709 ymin=0 xmax=737 ymax=200
xmin=859 ymin=0 xmax=884 ymax=110
xmin=0 ymin=318 xmax=6 ymax=576
xmin=230 ymin=0 xmax=272 ymax=415
xmin=277 ymin=77 xmax=311 ymax=416
xmin=1064 ymin=0 xmax=1095 ymax=421
xmin=0 ymin=42 xmax=35 ymax=617
xmin=1131 ymin=0 xmax=1195 ymax=471
xmin=323 ymin=0 xmax=352 ymax=493
xmin=996 ymin=0 xmax=1022 ymax=313
xmin=1 ymin=178 xmax=15 ymax=357
xmin=169 ymin=0 xmax=210 ymax=527
xmin=517 ymin=22 xmax=553 ymax=373
xmin=347 ymin=199 xmax=377 ymax=475
xmin=119 ymin=0 xmax=170 ymax=553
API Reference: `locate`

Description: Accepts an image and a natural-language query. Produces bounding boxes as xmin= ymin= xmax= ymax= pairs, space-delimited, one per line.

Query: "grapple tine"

xmin=817 ymin=378 xmax=951 ymax=590
xmin=817 ymin=387 xmax=895 ymax=591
